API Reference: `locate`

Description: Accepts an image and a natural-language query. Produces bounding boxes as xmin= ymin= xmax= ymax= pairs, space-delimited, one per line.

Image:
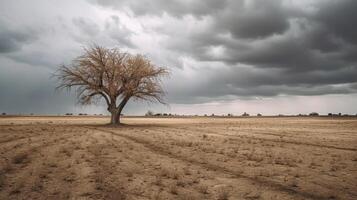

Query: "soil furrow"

xmin=92 ymin=127 xmax=330 ymax=200
xmin=165 ymin=126 xmax=357 ymax=151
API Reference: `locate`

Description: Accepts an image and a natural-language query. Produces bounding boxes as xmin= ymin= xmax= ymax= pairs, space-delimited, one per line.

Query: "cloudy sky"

xmin=0 ymin=0 xmax=357 ymax=115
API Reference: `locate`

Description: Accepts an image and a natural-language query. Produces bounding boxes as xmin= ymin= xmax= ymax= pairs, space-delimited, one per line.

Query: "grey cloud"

xmin=105 ymin=15 xmax=134 ymax=47
xmin=220 ymin=67 xmax=357 ymax=88
xmin=0 ymin=22 xmax=37 ymax=53
xmin=90 ymin=0 xmax=228 ymax=17
xmin=165 ymin=63 xmax=357 ymax=104
xmin=71 ymin=15 xmax=134 ymax=48
xmin=139 ymin=0 xmax=357 ymax=69
xmin=92 ymin=0 xmax=293 ymax=39
xmin=215 ymin=0 xmax=291 ymax=39
xmin=72 ymin=17 xmax=100 ymax=37
xmin=137 ymin=0 xmax=357 ymax=102
xmin=315 ymin=0 xmax=357 ymax=45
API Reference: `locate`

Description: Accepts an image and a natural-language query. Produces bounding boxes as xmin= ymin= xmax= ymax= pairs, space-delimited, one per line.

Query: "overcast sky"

xmin=0 ymin=0 xmax=357 ymax=115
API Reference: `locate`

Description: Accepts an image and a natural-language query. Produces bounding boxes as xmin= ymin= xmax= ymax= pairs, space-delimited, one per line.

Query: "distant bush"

xmin=1 ymin=113 xmax=6 ymax=115
xmin=242 ymin=112 xmax=249 ymax=117
xmin=145 ymin=110 xmax=154 ymax=116
xmin=65 ymin=113 xmax=73 ymax=116
xmin=227 ymin=113 xmax=233 ymax=117
xmin=309 ymin=112 xmax=319 ymax=116
xmin=257 ymin=113 xmax=262 ymax=116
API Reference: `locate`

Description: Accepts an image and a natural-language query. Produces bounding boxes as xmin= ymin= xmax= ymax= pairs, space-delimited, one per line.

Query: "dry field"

xmin=0 ymin=116 xmax=356 ymax=200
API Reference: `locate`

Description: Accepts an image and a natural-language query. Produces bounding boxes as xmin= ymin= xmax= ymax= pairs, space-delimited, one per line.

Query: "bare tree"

xmin=55 ymin=45 xmax=168 ymax=125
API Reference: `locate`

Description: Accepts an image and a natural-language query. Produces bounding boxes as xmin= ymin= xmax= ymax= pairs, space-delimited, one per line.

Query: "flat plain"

xmin=0 ymin=116 xmax=356 ymax=200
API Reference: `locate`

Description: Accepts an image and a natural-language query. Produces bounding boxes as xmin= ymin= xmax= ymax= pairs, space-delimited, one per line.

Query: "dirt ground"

xmin=0 ymin=116 xmax=356 ymax=200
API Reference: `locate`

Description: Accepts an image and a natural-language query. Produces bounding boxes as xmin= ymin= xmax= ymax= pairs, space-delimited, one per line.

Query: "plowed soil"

xmin=0 ymin=116 xmax=356 ymax=200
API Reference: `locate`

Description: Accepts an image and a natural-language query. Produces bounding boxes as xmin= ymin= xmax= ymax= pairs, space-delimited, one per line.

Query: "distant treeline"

xmin=1 ymin=112 xmax=356 ymax=117
xmin=144 ymin=111 xmax=357 ymax=117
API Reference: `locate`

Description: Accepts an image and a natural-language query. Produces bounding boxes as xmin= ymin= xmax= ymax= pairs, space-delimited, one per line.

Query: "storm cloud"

xmin=0 ymin=0 xmax=356 ymax=115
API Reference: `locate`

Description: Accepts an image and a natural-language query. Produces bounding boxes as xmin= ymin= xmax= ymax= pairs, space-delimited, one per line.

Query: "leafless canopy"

xmin=55 ymin=44 xmax=168 ymax=124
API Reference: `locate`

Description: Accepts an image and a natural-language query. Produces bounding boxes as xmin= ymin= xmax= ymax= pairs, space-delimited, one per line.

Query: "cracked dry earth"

xmin=0 ymin=116 xmax=356 ymax=200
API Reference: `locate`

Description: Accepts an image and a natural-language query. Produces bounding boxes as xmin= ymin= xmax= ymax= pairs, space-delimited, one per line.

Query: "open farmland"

xmin=0 ymin=116 xmax=356 ymax=200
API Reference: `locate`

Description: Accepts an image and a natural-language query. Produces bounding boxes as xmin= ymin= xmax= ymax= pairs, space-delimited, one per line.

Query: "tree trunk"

xmin=110 ymin=109 xmax=121 ymax=125
xmin=108 ymin=96 xmax=130 ymax=125
xmin=114 ymin=109 xmax=121 ymax=125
